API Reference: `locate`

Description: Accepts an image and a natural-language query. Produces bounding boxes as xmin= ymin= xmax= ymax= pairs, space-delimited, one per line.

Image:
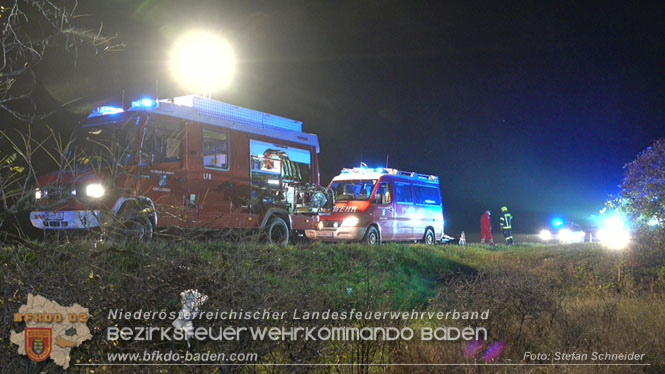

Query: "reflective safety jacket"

xmin=499 ymin=212 xmax=512 ymax=230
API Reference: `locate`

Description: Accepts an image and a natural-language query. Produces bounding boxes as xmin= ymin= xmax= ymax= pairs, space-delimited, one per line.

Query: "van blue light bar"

xmin=340 ymin=167 xmax=439 ymax=182
xmin=88 ymin=106 xmax=124 ymax=118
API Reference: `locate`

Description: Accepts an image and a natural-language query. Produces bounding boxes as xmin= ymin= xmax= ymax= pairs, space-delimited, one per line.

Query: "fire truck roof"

xmin=92 ymin=95 xmax=319 ymax=152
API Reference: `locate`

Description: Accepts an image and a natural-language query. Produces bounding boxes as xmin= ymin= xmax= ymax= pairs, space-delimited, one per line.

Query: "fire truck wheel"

xmin=422 ymin=228 xmax=435 ymax=245
xmin=121 ymin=213 xmax=153 ymax=242
xmin=364 ymin=226 xmax=380 ymax=245
xmin=266 ymin=217 xmax=289 ymax=245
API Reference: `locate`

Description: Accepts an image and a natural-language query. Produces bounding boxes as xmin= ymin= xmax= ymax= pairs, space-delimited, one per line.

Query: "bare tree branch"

xmin=0 ymin=0 xmax=125 ymax=121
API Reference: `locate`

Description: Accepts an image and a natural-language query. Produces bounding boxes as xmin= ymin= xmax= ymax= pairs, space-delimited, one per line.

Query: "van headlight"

xmin=341 ymin=216 xmax=359 ymax=227
xmin=85 ymin=183 xmax=105 ymax=198
xmin=35 ymin=189 xmax=42 ymax=200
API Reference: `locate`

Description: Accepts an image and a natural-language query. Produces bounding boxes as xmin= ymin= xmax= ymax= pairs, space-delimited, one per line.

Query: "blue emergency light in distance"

xmin=552 ymin=218 xmax=564 ymax=227
xmin=131 ymin=98 xmax=157 ymax=108
xmin=88 ymin=106 xmax=124 ymax=118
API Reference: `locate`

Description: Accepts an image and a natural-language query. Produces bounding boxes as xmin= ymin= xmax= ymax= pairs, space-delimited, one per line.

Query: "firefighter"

xmin=499 ymin=206 xmax=514 ymax=245
xmin=480 ymin=210 xmax=494 ymax=245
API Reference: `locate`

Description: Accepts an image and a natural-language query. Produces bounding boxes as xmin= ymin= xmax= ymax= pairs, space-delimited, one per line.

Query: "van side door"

xmin=394 ymin=182 xmax=415 ymax=240
xmin=372 ymin=181 xmax=395 ymax=241
xmin=413 ymin=184 xmax=444 ymax=239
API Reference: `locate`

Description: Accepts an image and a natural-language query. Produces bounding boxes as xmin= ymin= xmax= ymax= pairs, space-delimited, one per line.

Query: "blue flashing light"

xmin=131 ymin=98 xmax=157 ymax=108
xmin=341 ymin=167 xmax=388 ymax=174
xmin=88 ymin=106 xmax=124 ymax=118
xmin=552 ymin=218 xmax=564 ymax=227
xmin=98 ymin=106 xmax=124 ymax=115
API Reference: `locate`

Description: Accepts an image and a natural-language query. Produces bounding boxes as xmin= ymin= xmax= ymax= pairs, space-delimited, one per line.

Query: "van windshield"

xmin=330 ymin=180 xmax=377 ymax=201
xmin=70 ymin=116 xmax=139 ymax=166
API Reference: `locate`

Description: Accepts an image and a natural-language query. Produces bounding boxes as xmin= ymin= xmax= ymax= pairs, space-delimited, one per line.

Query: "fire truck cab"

xmin=305 ymin=167 xmax=444 ymax=244
xmin=29 ymin=95 xmax=324 ymax=243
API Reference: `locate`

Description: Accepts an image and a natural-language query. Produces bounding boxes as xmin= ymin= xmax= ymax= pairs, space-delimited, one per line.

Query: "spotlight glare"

xmin=170 ymin=30 xmax=236 ymax=95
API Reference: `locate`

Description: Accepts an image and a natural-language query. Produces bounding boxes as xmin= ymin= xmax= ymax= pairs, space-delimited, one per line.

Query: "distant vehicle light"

xmin=558 ymin=228 xmax=573 ymax=243
xmin=131 ymin=98 xmax=157 ymax=108
xmin=552 ymin=218 xmax=564 ymax=227
xmin=539 ymin=229 xmax=552 ymax=241
xmin=648 ymin=217 xmax=659 ymax=226
xmin=35 ymin=189 xmax=42 ymax=200
xmin=341 ymin=216 xmax=359 ymax=227
xmin=85 ymin=183 xmax=105 ymax=198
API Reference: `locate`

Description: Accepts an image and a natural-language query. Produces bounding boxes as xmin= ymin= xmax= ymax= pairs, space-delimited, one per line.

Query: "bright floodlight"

xmin=170 ymin=31 xmax=236 ymax=95
xmin=598 ymin=215 xmax=630 ymax=250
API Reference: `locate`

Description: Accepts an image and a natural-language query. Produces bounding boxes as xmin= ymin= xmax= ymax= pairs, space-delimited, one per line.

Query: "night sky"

xmin=19 ymin=1 xmax=665 ymax=233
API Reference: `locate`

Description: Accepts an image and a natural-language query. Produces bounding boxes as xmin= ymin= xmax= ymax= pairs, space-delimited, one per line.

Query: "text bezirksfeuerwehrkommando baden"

xmin=108 ymin=308 xmax=490 ymax=322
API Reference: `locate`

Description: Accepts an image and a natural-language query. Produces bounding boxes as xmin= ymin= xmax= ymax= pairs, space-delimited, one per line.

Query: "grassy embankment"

xmin=1 ymin=239 xmax=664 ymax=373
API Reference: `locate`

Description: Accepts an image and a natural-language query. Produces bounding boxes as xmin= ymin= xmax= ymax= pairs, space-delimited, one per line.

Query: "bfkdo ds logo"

xmin=25 ymin=328 xmax=52 ymax=361
xmin=10 ymin=294 xmax=92 ymax=369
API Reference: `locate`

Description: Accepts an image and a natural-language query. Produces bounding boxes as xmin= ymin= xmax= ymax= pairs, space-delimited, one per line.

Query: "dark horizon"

xmin=4 ymin=1 xmax=665 ymax=234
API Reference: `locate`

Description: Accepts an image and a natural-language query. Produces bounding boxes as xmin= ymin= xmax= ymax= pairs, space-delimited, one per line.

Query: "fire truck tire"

xmin=119 ymin=212 xmax=153 ymax=242
xmin=266 ymin=217 xmax=289 ymax=245
xmin=364 ymin=226 xmax=380 ymax=245
xmin=422 ymin=228 xmax=435 ymax=245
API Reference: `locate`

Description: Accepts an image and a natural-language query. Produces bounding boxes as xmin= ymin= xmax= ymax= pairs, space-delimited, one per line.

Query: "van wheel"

xmin=267 ymin=217 xmax=289 ymax=245
xmin=119 ymin=212 xmax=153 ymax=242
xmin=422 ymin=228 xmax=435 ymax=245
xmin=364 ymin=226 xmax=380 ymax=245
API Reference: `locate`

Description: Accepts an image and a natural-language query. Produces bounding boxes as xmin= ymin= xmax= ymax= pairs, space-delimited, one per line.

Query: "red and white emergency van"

xmin=306 ymin=167 xmax=445 ymax=244
xmin=29 ymin=95 xmax=326 ymax=243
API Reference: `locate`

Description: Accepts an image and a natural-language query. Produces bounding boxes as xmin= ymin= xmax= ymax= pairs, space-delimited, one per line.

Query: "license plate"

xmin=46 ymin=212 xmax=64 ymax=220
xmin=317 ymin=231 xmax=334 ymax=238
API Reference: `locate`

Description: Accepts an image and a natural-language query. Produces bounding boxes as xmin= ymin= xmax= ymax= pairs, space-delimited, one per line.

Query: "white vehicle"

xmin=306 ymin=167 xmax=445 ymax=244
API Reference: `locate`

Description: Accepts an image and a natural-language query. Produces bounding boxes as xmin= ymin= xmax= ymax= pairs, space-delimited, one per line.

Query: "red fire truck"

xmin=29 ymin=95 xmax=326 ymax=243
xmin=306 ymin=167 xmax=444 ymax=244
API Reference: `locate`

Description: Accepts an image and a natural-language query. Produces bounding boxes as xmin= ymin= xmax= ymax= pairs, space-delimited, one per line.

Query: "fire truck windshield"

xmin=330 ymin=180 xmax=377 ymax=201
xmin=70 ymin=116 xmax=139 ymax=166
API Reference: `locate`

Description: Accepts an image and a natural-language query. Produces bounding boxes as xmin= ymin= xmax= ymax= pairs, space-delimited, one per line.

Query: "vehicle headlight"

xmin=317 ymin=221 xmax=324 ymax=230
xmin=35 ymin=189 xmax=42 ymax=200
xmin=85 ymin=183 xmax=105 ymax=198
xmin=558 ymin=228 xmax=572 ymax=243
xmin=341 ymin=216 xmax=359 ymax=227
xmin=539 ymin=229 xmax=552 ymax=241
